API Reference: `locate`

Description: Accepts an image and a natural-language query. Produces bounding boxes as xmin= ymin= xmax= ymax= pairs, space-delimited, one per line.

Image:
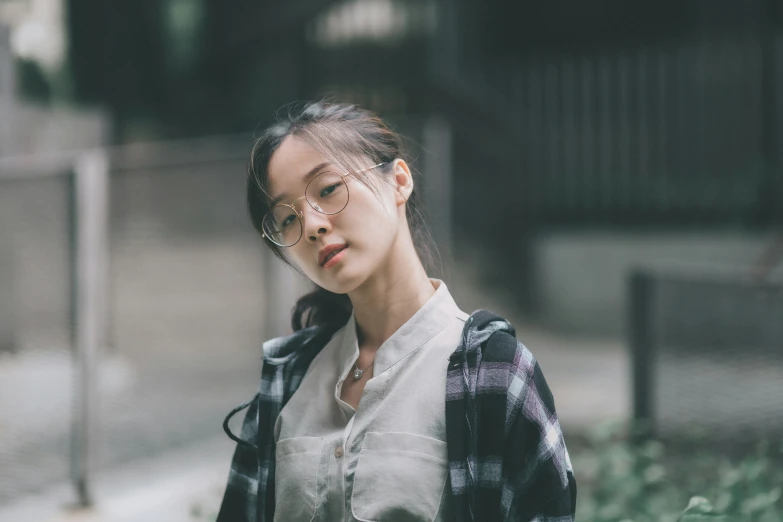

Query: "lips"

xmin=318 ymin=243 xmax=348 ymax=266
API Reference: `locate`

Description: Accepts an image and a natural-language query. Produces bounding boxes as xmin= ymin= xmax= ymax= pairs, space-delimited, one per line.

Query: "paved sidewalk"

xmin=0 ymin=436 xmax=232 ymax=522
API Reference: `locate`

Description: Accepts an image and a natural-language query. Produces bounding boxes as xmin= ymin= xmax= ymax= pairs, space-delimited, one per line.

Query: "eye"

xmin=320 ymin=183 xmax=340 ymax=198
xmin=281 ymin=214 xmax=297 ymax=228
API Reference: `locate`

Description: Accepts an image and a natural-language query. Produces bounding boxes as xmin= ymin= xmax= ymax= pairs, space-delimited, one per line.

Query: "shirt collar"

xmin=337 ymin=278 xmax=465 ymax=378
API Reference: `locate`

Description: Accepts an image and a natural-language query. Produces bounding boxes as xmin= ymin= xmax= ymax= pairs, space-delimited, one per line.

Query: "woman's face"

xmin=265 ymin=135 xmax=410 ymax=294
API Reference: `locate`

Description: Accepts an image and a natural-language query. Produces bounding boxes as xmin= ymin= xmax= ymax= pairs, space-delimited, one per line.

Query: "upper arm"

xmin=498 ymin=337 xmax=576 ymax=521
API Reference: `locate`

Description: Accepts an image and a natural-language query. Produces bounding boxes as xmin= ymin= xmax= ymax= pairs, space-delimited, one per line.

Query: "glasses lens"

xmin=263 ymin=205 xmax=302 ymax=246
xmin=306 ymin=171 xmax=348 ymax=215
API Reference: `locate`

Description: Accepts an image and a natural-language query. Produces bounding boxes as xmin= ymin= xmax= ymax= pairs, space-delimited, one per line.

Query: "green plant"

xmin=572 ymin=420 xmax=783 ymax=522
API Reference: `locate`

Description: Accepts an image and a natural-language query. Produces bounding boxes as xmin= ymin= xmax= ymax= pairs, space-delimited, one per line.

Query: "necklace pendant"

xmin=353 ymin=368 xmax=363 ymax=380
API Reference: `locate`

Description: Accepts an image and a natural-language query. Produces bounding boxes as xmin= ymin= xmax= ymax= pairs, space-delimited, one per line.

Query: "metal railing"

xmin=0 ymin=136 xmax=303 ymax=507
xmin=1 ymin=149 xmax=108 ymax=506
xmin=629 ymin=266 xmax=783 ymax=449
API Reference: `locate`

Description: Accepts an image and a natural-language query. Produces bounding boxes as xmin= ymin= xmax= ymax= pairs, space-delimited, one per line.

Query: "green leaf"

xmin=677 ymin=497 xmax=731 ymax=521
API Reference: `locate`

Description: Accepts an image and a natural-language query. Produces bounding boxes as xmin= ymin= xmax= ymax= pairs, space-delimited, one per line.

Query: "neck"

xmin=348 ymin=232 xmax=435 ymax=352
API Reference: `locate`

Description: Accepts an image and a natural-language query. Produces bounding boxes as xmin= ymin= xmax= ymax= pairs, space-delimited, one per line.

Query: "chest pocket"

xmin=274 ymin=436 xmax=323 ymax=522
xmin=351 ymin=431 xmax=449 ymax=522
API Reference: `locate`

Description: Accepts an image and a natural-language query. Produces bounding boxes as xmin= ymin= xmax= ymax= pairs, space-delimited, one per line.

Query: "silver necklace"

xmin=352 ymin=359 xmax=373 ymax=380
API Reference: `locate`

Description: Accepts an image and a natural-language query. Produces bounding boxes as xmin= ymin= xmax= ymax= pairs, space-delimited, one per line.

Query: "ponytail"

xmin=291 ymin=287 xmax=353 ymax=331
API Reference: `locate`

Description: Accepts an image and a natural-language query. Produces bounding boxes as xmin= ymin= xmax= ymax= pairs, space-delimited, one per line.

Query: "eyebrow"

xmin=269 ymin=161 xmax=332 ymax=207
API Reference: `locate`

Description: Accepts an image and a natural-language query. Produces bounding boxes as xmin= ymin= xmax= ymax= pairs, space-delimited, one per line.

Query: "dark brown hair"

xmin=247 ymin=100 xmax=436 ymax=331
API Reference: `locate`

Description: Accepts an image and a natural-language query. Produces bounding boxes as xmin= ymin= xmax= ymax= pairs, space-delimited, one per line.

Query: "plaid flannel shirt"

xmin=217 ymin=309 xmax=577 ymax=521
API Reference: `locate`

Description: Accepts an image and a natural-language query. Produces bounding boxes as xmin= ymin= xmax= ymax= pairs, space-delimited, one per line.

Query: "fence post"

xmin=69 ymin=151 xmax=109 ymax=507
xmin=629 ymin=269 xmax=656 ymax=439
xmin=422 ymin=115 xmax=454 ymax=265
xmin=0 ymin=186 xmax=14 ymax=353
xmin=264 ymin=250 xmax=291 ymax=339
xmin=0 ymin=24 xmax=14 ymax=158
xmin=262 ymin=246 xmax=314 ymax=339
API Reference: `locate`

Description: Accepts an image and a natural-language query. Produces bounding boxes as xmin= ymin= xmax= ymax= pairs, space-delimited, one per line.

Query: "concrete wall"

xmin=5 ymin=104 xmax=111 ymax=156
xmin=532 ymin=231 xmax=779 ymax=338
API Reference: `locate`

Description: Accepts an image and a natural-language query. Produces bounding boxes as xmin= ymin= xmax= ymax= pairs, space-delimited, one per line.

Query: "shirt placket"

xmin=340 ymin=414 xmax=357 ymax=521
xmin=328 ymin=371 xmax=357 ymax=520
xmin=326 ymin=430 xmax=348 ymax=520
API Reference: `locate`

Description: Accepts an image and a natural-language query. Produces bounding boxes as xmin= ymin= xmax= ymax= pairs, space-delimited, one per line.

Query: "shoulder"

xmin=463 ymin=310 xmax=553 ymax=402
xmin=489 ymin=333 xmax=559 ymax=428
xmin=460 ymin=309 xmax=526 ymax=365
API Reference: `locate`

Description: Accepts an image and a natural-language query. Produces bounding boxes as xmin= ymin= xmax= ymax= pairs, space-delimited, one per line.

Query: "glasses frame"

xmin=262 ymin=162 xmax=387 ymax=247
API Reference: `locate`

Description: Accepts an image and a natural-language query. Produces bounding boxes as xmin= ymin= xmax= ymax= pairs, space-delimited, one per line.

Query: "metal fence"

xmin=0 ymin=165 xmax=78 ymax=502
xmin=629 ymin=267 xmax=783 ymax=451
xmin=0 ymin=136 xmax=314 ymax=506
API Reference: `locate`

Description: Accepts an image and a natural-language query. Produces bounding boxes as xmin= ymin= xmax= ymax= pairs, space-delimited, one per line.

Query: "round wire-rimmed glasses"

xmin=262 ymin=162 xmax=387 ymax=247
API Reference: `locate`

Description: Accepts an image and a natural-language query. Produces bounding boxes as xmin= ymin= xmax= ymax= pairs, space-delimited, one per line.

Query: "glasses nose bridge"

xmin=289 ymin=194 xmax=309 ymax=217
xmin=298 ymin=198 xmax=332 ymax=240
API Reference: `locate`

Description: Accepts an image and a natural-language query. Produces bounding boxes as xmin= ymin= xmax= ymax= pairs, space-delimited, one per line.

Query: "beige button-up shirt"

xmin=273 ymin=278 xmax=469 ymax=522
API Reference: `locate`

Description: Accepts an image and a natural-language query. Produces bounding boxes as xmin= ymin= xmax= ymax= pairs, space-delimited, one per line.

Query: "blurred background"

xmin=0 ymin=0 xmax=782 ymax=521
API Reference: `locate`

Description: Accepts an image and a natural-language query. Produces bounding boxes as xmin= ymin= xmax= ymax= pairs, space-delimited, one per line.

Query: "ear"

xmin=391 ymin=159 xmax=414 ymax=206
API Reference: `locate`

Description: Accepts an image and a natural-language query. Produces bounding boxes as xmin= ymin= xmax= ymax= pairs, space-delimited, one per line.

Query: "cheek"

xmin=338 ymin=211 xmax=392 ymax=255
xmin=345 ymin=190 xmax=398 ymax=233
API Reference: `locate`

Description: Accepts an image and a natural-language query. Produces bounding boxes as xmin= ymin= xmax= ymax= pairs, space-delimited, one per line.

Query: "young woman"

xmin=218 ymin=101 xmax=577 ymax=522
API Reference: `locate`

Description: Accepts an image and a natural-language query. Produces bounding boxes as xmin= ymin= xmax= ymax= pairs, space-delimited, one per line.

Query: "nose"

xmin=301 ymin=204 xmax=332 ymax=243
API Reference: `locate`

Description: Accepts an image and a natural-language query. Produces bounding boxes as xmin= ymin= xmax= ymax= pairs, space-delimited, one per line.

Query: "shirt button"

xmin=334 ymin=445 xmax=343 ymax=458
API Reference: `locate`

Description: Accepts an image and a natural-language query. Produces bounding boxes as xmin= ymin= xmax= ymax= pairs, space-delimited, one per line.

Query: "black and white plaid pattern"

xmin=446 ymin=310 xmax=577 ymax=521
xmin=217 ymin=310 xmax=576 ymax=521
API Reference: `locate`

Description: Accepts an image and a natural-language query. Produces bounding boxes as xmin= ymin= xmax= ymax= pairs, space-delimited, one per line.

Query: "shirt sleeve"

xmin=502 ymin=346 xmax=577 ymax=521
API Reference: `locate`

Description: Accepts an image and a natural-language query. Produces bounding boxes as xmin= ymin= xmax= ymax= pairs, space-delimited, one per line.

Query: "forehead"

xmin=266 ymin=136 xmax=328 ymax=195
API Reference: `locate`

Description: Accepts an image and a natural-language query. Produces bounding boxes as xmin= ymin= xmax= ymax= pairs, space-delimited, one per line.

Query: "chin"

xmin=314 ymin=267 xmax=366 ymax=295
